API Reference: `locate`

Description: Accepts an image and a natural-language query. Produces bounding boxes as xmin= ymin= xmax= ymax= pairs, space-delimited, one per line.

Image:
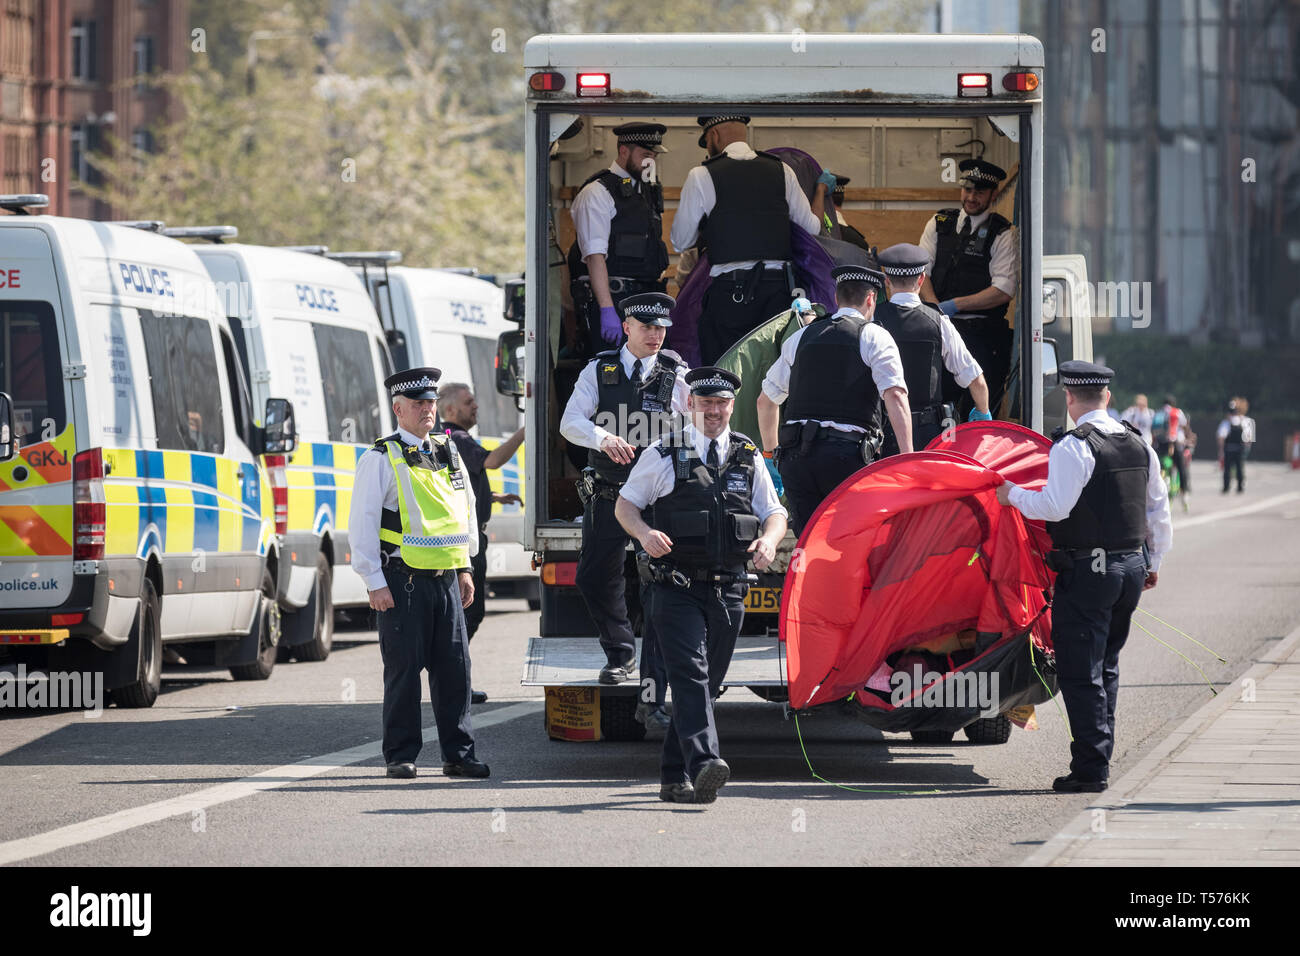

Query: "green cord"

xmin=1136 ymin=608 xmax=1227 ymax=662
xmin=1134 ymin=619 xmax=1218 ymax=695
xmin=793 ymin=710 xmax=944 ymax=795
xmin=1028 ymin=638 xmax=1072 ymax=741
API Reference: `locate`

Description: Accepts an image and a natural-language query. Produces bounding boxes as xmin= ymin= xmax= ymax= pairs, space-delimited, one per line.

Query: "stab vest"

xmin=567 ymin=170 xmax=668 ymax=283
xmin=786 ymin=312 xmax=882 ymax=431
xmin=375 ymin=433 xmax=471 ymax=569
xmin=930 ymin=208 xmax=1012 ymax=323
xmin=1047 ymin=422 xmax=1149 ymax=553
xmin=651 ymin=430 xmax=760 ymax=573
xmin=874 ymin=300 xmax=945 ymax=411
xmin=587 ymin=349 xmax=684 ymax=485
xmin=700 ymin=152 xmax=792 ymax=265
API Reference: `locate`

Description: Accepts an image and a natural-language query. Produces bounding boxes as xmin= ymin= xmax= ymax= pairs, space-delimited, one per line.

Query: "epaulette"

xmin=372 ymin=432 xmax=401 ymax=452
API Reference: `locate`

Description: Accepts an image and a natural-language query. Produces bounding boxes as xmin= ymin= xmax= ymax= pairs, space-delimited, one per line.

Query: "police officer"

xmin=569 ymin=122 xmax=670 ymax=357
xmin=996 ymin=361 xmax=1172 ymax=792
xmin=348 ymin=368 xmax=488 ymax=779
xmin=874 ymin=243 xmax=991 ymax=455
xmin=918 ymin=158 xmax=1019 ymax=416
xmin=559 ymin=292 xmax=688 ymax=727
xmin=614 ymin=367 xmax=787 ymax=805
xmin=671 ymin=115 xmax=822 ymax=364
xmin=755 ymin=262 xmax=912 ymax=536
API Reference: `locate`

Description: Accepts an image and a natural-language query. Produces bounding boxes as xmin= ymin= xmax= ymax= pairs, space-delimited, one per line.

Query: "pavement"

xmin=1025 ymin=621 xmax=1300 ymax=865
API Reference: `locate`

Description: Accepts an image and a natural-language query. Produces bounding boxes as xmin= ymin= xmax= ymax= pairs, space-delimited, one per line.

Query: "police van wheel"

xmin=600 ymin=693 xmax=647 ymax=742
xmin=963 ymin=715 xmax=1012 ymax=745
xmin=747 ymin=685 xmax=789 ymax=703
xmin=288 ymin=555 xmax=334 ymax=663
xmin=112 ymin=578 xmax=163 ymax=709
xmin=230 ymin=569 xmax=280 ymax=681
xmin=909 ymin=729 xmax=955 ymax=744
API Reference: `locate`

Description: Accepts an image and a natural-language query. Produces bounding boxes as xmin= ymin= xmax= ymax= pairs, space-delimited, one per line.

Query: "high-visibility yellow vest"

xmin=377 ymin=436 xmax=470 ymax=570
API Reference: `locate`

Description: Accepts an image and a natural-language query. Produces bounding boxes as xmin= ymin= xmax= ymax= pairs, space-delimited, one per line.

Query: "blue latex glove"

xmin=968 ymin=408 xmax=993 ymax=422
xmin=938 ymin=299 xmax=958 ymax=317
xmin=764 ymin=457 xmax=784 ymax=497
xmin=599 ymin=305 xmax=622 ymax=344
xmin=817 ymin=170 xmax=838 ymax=190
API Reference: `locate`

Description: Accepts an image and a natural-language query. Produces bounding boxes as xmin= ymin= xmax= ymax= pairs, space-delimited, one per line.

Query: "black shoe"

xmin=386 ymin=762 xmax=416 ymax=779
xmin=659 ymin=782 xmax=695 ymax=803
xmin=598 ymin=659 xmax=636 ymax=684
xmin=692 ymin=758 xmax=730 ymax=804
xmin=471 ymin=689 xmax=488 ymax=704
xmin=443 ymin=758 xmax=490 ymax=779
xmin=1052 ymin=773 xmax=1107 ymax=793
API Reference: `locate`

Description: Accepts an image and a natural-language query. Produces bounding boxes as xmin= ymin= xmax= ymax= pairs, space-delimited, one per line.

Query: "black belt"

xmin=779 ymin=422 xmax=863 ymax=445
xmin=1060 ymin=548 xmax=1141 ymax=560
xmin=912 ymin=404 xmax=945 ymax=426
xmin=380 ymin=553 xmax=457 ymax=578
xmin=637 ymin=553 xmax=755 ymax=589
xmin=577 ymin=276 xmax=663 ymax=295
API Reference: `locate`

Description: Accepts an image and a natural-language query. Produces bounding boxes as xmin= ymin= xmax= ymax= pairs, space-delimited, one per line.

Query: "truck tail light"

xmin=1002 ymin=71 xmax=1039 ymax=92
xmin=529 ymin=71 xmax=566 ymax=92
xmin=958 ymin=73 xmax=992 ymax=97
xmin=541 ymin=562 xmax=578 ymax=586
xmin=576 ymin=72 xmax=610 ymax=97
xmin=264 ymin=454 xmax=289 ymax=536
xmin=73 ymin=448 xmax=105 ymax=561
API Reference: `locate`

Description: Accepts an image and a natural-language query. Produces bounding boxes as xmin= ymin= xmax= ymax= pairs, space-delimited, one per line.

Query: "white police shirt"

xmin=760 ymin=306 xmax=908 ymax=434
xmin=571 ymin=162 xmax=641 ymax=262
xmin=918 ymin=208 xmax=1020 ymax=300
xmin=670 ymin=141 xmax=821 ymax=276
xmin=1004 ymin=409 xmax=1173 ymax=571
xmin=559 ymin=345 xmax=691 ymax=451
xmin=618 ymin=424 xmax=787 ymax=523
xmin=887 ymin=291 xmax=984 ymax=388
xmin=348 ymin=426 xmax=479 ymax=592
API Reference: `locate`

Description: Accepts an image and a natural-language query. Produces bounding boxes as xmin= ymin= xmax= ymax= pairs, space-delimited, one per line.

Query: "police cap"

xmin=686 ymin=366 xmax=741 ymax=399
xmin=385 ymin=367 xmax=441 ymax=400
xmin=958 ymin=158 xmax=1007 ymax=190
xmin=1058 ymin=360 xmax=1114 ymax=388
xmin=697 ymin=114 xmax=750 ymax=148
xmin=877 ymin=243 xmax=931 ymax=277
xmin=617 ymin=291 xmax=674 ymax=327
xmin=613 ymin=122 xmax=668 ymax=153
xmin=833 ymin=264 xmax=886 ymax=294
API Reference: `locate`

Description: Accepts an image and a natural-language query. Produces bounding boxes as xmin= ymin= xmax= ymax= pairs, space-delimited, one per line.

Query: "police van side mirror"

xmin=262 ymin=397 xmax=298 ymax=455
xmin=0 ymin=391 xmax=15 ymax=461
xmin=503 ymin=278 xmax=526 ymax=324
xmin=1041 ymin=339 xmax=1060 ymax=389
xmin=384 ymin=328 xmax=409 ymax=370
xmin=496 ymin=329 xmax=525 ymax=398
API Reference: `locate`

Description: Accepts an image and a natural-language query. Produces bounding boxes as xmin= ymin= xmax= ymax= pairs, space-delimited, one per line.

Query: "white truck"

xmin=497 ymin=33 xmax=1087 ymax=739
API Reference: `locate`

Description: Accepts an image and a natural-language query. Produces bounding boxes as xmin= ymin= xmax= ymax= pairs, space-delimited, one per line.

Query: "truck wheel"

xmin=600 ymin=693 xmax=647 ymax=742
xmin=230 ymin=569 xmax=280 ymax=681
xmin=910 ymin=729 xmax=955 ymax=744
xmin=747 ymin=685 xmax=789 ymax=703
xmin=963 ymin=715 xmax=1012 ymax=744
xmin=284 ymin=554 xmax=333 ymax=662
xmin=111 ymin=577 xmax=163 ymax=708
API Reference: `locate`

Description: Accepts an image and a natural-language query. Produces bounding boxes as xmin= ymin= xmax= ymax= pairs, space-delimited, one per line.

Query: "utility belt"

xmin=912 ymin=402 xmax=953 ymax=427
xmin=1045 ymin=547 xmax=1144 ymax=573
xmin=717 ymin=261 xmax=796 ymax=305
xmin=636 ymin=550 xmax=757 ymax=590
xmin=379 ymin=551 xmax=458 ymax=579
xmin=950 ymin=313 xmax=1011 ymax=336
xmin=573 ymin=275 xmax=665 ymax=298
xmin=576 ymin=466 xmax=623 ymax=507
xmin=776 ymin=419 xmax=882 ymax=465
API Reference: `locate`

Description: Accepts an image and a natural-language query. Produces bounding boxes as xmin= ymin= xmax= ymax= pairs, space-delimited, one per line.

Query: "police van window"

xmin=139 ymin=311 xmax=225 ymax=454
xmin=0 ymin=302 xmax=66 ymax=442
xmin=1042 ymin=278 xmax=1073 ymax=364
xmin=313 ymin=323 xmax=381 ymax=443
xmin=465 ymin=336 xmax=517 ymax=437
xmin=223 ymin=312 xmax=253 ymax=386
xmin=219 ymin=326 xmax=253 ymax=447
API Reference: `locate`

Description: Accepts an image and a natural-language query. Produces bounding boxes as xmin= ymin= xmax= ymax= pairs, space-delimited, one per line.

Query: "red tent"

xmin=781 ymin=423 xmax=1055 ymax=713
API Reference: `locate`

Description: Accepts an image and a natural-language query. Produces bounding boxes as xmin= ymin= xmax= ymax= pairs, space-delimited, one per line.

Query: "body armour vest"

xmin=566 ymin=170 xmax=669 ymax=283
xmin=587 ymin=349 xmax=684 ymax=485
xmin=651 ymin=430 xmax=761 ymax=573
xmin=786 ymin=313 xmax=882 ymax=431
xmin=874 ymin=300 xmax=945 ymax=411
xmin=930 ymin=208 xmax=1012 ymax=323
xmin=1047 ymin=422 xmax=1150 ymax=553
xmin=375 ymin=433 xmax=471 ymax=569
xmin=700 ymin=152 xmax=792 ymax=265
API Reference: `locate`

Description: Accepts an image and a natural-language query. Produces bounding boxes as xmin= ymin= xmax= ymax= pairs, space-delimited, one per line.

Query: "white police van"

xmin=0 ymin=197 xmax=298 ymax=706
xmin=173 ymin=233 xmax=397 ymax=661
xmin=337 ymin=256 xmax=536 ymax=605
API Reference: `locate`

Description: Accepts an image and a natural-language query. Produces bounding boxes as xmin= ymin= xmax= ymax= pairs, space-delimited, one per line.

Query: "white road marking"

xmin=1174 ymin=490 xmax=1300 ymax=530
xmin=0 ymin=700 xmax=541 ymax=865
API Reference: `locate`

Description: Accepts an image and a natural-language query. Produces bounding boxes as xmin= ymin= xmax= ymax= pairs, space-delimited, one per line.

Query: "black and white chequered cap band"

xmin=690 ymin=376 xmax=733 ymax=391
xmin=625 ymin=302 xmax=670 ymax=317
xmin=390 ymin=375 xmax=438 ymax=395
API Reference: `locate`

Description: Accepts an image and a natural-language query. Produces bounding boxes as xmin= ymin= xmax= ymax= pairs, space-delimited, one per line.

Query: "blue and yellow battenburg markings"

xmin=479 ymin=438 xmax=525 ymax=512
xmin=282 ymin=441 xmax=365 ymax=538
xmin=102 ymin=448 xmax=272 ymax=558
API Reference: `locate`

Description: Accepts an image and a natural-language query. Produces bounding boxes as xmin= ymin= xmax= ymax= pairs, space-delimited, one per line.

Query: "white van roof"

xmin=189 ymin=243 xmax=382 ymax=332
xmin=385 ymin=266 xmax=508 ymax=340
xmin=0 ymin=215 xmax=224 ymax=320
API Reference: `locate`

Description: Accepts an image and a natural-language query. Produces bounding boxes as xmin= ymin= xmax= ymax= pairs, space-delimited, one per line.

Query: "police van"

xmin=177 ymin=235 xmax=396 ymax=660
xmin=0 ymin=197 xmax=298 ymax=706
xmin=337 ymin=256 xmax=535 ymax=604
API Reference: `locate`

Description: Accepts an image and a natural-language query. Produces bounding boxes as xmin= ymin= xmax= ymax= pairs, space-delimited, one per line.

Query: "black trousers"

xmin=699 ymin=270 xmax=792 ymax=365
xmin=1222 ymin=446 xmax=1245 ymax=492
xmin=946 ymin=317 xmax=1012 ymax=417
xmin=1162 ymin=441 xmax=1191 ymax=493
xmin=465 ymin=530 xmax=488 ymax=640
xmin=648 ymin=579 xmax=744 ymax=785
xmin=377 ymin=566 xmax=475 ymax=765
xmin=1051 ymin=551 xmax=1146 ymax=781
xmin=777 ymin=436 xmax=866 ymax=536
xmin=882 ymin=416 xmax=945 ymax=457
xmin=575 ymin=495 xmax=638 ymax=668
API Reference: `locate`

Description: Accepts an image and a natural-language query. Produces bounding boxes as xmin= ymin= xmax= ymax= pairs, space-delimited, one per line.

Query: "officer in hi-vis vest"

xmin=348 ymin=367 xmax=488 ymax=780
